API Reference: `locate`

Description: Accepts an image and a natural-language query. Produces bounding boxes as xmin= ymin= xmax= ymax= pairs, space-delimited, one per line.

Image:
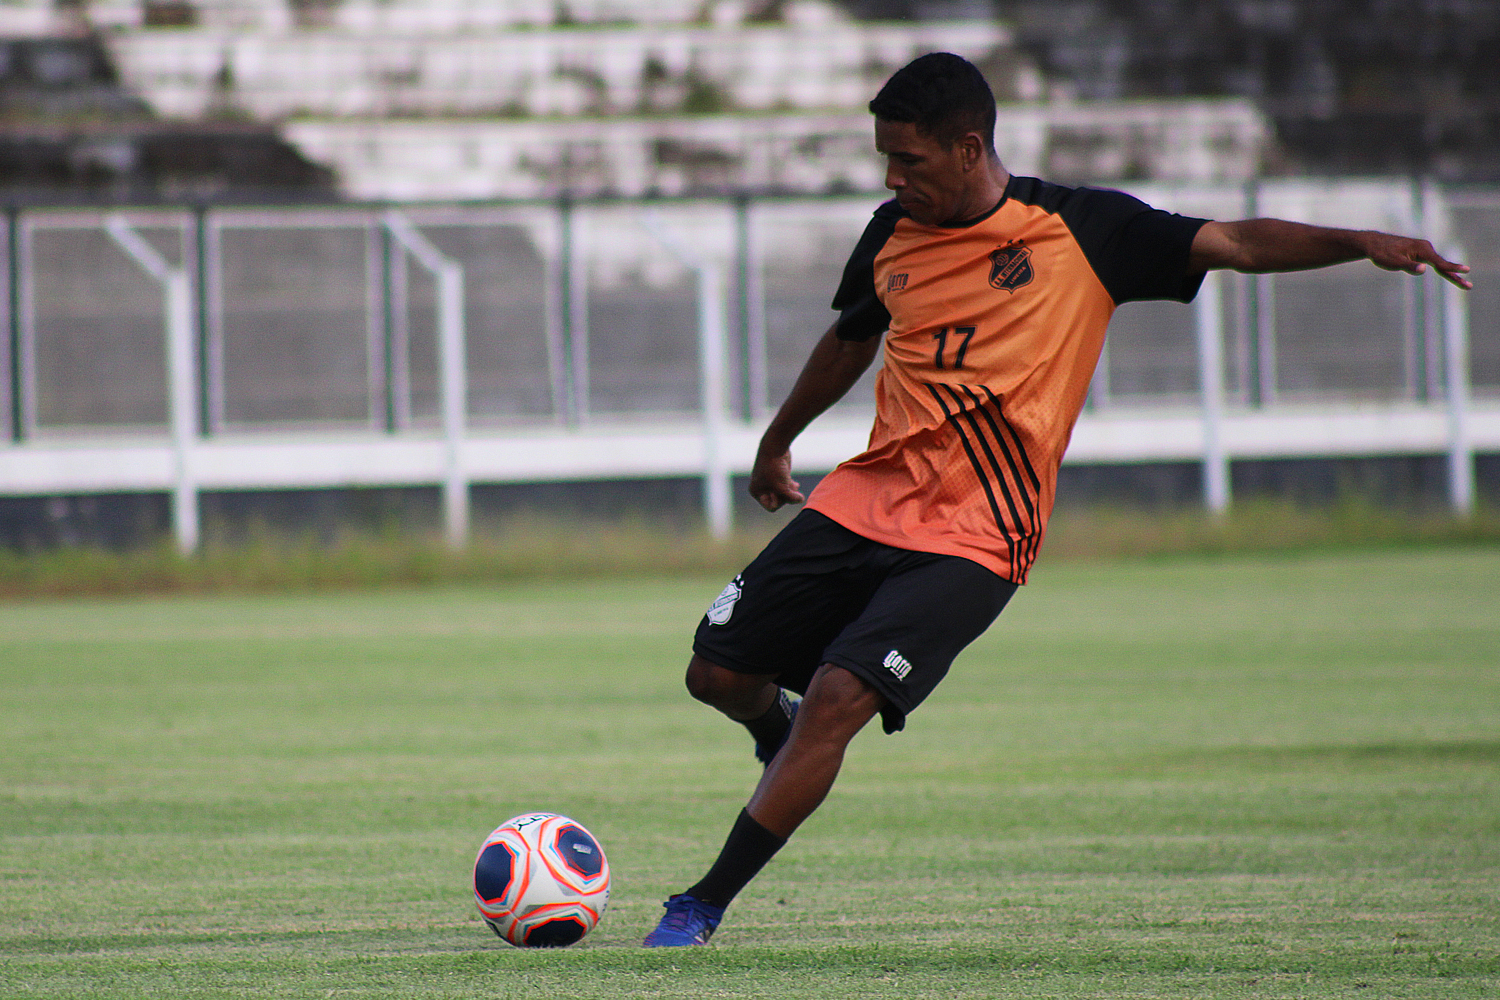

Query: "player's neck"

xmin=947 ymin=161 xmax=1011 ymax=226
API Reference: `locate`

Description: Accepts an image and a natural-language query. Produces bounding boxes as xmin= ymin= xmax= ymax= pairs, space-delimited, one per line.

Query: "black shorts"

xmin=692 ymin=509 xmax=1016 ymax=734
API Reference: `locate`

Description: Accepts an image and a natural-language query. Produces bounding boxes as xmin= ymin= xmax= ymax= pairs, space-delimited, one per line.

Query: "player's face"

xmin=875 ymin=118 xmax=975 ymax=227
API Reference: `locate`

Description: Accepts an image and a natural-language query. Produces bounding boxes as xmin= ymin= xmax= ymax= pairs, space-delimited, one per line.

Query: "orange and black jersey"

xmin=806 ymin=176 xmax=1210 ymax=584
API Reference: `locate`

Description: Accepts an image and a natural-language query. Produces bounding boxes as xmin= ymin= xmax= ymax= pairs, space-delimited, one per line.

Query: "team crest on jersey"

xmin=988 ymin=242 xmax=1033 ymax=292
xmin=706 ymin=575 xmax=743 ymax=625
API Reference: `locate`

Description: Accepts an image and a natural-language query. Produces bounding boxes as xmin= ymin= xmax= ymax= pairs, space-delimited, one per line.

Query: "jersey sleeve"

xmin=1055 ymin=186 xmax=1210 ymax=305
xmin=829 ymin=200 xmax=903 ymax=341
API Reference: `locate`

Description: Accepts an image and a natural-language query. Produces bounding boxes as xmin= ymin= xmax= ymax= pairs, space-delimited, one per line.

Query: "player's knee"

xmin=801 ymin=664 xmax=884 ymax=728
xmin=685 ymin=654 xmax=775 ymax=716
xmin=683 ymin=655 xmax=724 ymax=706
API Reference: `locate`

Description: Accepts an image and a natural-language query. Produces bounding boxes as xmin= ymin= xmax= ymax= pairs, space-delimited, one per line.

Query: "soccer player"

xmin=643 ymin=52 xmax=1471 ymax=948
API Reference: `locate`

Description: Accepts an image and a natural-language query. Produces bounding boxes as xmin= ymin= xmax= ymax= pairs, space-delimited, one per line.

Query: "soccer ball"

xmin=472 ymin=812 xmax=611 ymax=947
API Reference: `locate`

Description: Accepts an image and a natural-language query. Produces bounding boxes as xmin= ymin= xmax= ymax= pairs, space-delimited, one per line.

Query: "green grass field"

xmin=2 ymin=545 xmax=1497 ymax=998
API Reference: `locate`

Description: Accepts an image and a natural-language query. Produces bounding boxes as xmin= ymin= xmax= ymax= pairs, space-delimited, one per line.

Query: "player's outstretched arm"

xmin=750 ymin=323 xmax=882 ymax=512
xmin=1189 ymin=219 xmax=1472 ymax=289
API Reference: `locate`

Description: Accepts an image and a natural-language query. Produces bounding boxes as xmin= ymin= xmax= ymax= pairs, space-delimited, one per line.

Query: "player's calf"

xmin=684 ymin=655 xmax=798 ymax=765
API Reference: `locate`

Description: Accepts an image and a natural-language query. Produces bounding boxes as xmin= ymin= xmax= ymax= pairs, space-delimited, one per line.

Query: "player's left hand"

xmin=749 ymin=448 xmax=804 ymax=512
xmin=1365 ymin=234 xmax=1473 ymax=289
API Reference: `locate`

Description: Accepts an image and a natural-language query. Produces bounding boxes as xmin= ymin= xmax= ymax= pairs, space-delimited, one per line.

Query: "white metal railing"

xmin=384 ymin=211 xmax=468 ymax=547
xmin=1444 ymin=249 xmax=1474 ymax=514
xmin=1195 ymin=270 xmax=1230 ymax=513
xmin=104 ymin=214 xmax=199 ymax=552
xmin=638 ymin=209 xmax=734 ymax=540
xmin=1 ymin=188 xmax=1495 ymax=552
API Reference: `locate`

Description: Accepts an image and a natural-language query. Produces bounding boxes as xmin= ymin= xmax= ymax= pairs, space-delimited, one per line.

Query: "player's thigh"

xmin=822 ymin=553 xmax=1015 ymax=732
xmin=692 ymin=510 xmax=880 ymax=692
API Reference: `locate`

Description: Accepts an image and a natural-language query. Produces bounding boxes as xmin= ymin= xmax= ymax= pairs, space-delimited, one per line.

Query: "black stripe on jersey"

xmin=972 ymin=386 xmax=1044 ymax=569
xmin=959 ymin=385 xmax=1042 ymax=572
xmin=981 ymin=387 xmax=1045 ymax=573
xmin=975 ymin=386 xmax=1044 ymax=571
xmin=927 ymin=382 xmax=1047 ymax=581
xmin=924 ymin=383 xmax=1017 ymax=574
xmin=936 ymin=384 xmax=1030 ymax=560
xmin=979 ymin=387 xmax=1043 ymax=492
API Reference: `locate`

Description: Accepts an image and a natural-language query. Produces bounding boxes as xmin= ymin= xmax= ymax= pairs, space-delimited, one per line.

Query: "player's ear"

xmin=957 ymin=132 xmax=985 ymax=171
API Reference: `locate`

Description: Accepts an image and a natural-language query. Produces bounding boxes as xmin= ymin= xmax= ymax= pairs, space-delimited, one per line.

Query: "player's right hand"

xmin=749 ymin=449 xmax=804 ymax=512
xmin=1364 ymin=233 xmax=1472 ymax=289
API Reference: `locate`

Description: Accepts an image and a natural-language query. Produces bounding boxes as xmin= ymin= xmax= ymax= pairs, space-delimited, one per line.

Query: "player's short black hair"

xmin=868 ymin=52 xmax=997 ymax=150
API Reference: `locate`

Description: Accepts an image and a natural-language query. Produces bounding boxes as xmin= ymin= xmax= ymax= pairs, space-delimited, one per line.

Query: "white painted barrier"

xmin=2 ymin=189 xmax=1494 ymax=552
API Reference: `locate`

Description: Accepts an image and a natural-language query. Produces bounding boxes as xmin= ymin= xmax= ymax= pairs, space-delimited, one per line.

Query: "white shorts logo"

xmin=883 ymin=649 xmax=912 ymax=680
xmin=706 ymin=576 xmax=743 ymax=626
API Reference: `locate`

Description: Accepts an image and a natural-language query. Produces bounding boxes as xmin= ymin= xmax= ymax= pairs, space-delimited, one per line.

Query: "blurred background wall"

xmin=3 ymin=0 xmax=1497 ymax=203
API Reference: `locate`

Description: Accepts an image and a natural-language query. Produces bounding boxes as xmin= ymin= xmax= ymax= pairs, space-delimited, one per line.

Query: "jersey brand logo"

xmin=882 ymin=649 xmax=912 ymax=680
xmin=988 ymin=242 xmax=1033 ymax=292
xmin=707 ymin=576 xmax=743 ymax=625
xmin=886 ymin=272 xmax=909 ymax=292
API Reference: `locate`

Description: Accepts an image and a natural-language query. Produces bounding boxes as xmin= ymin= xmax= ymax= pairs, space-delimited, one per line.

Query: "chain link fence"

xmin=1 ymin=181 xmax=1494 ymax=548
xmin=10 ymin=183 xmax=1491 ymax=440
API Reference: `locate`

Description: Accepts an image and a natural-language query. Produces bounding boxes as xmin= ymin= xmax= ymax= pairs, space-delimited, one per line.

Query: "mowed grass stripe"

xmin=1 ymin=546 xmax=1496 ymax=998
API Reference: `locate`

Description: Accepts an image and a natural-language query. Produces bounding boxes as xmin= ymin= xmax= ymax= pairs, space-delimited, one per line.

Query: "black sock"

xmin=741 ymin=688 xmax=794 ymax=750
xmin=686 ymin=809 xmax=788 ymax=909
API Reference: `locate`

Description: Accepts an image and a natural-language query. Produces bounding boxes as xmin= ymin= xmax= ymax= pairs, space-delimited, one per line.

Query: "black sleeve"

xmin=829 ymin=200 xmax=903 ymax=341
xmin=1051 ymin=185 xmax=1210 ymax=305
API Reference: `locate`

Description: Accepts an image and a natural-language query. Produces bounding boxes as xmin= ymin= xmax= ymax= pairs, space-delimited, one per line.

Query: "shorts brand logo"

xmin=706 ymin=576 xmax=743 ymax=625
xmin=886 ymin=272 xmax=909 ymax=292
xmin=882 ymin=649 xmax=912 ymax=680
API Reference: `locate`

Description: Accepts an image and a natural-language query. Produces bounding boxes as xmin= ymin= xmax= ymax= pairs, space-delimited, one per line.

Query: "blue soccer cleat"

xmin=753 ymin=696 xmax=798 ymax=767
xmin=642 ymin=893 xmax=725 ymax=947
